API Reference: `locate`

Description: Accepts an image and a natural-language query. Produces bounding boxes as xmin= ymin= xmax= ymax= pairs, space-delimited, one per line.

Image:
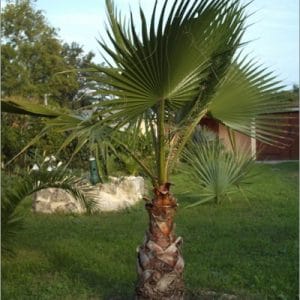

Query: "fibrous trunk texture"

xmin=135 ymin=183 xmax=184 ymax=299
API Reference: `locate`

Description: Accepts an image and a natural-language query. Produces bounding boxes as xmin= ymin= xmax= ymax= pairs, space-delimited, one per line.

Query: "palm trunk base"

xmin=135 ymin=235 xmax=185 ymax=299
xmin=135 ymin=185 xmax=185 ymax=299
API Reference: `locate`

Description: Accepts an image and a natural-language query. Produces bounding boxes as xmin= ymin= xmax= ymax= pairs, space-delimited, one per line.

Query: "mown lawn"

xmin=2 ymin=162 xmax=299 ymax=299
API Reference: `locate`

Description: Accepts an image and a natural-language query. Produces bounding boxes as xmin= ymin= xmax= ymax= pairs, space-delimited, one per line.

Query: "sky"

xmin=3 ymin=0 xmax=299 ymax=88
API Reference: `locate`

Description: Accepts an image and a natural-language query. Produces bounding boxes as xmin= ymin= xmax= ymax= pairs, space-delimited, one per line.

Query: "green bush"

xmin=183 ymin=129 xmax=254 ymax=206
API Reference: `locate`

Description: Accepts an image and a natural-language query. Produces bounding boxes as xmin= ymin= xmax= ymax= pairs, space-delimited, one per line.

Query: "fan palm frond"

xmin=207 ymin=57 xmax=291 ymax=146
xmin=183 ymin=130 xmax=254 ymax=207
xmin=95 ymin=0 xmax=247 ymax=121
xmin=1 ymin=97 xmax=65 ymax=118
xmin=2 ymin=169 xmax=96 ymax=256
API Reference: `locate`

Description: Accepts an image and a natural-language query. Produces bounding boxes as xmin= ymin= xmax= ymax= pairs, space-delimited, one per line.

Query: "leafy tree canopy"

xmin=1 ymin=0 xmax=99 ymax=169
xmin=1 ymin=0 xmax=95 ymax=106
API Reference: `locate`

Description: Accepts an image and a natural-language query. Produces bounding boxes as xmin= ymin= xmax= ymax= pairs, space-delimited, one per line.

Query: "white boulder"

xmin=33 ymin=176 xmax=145 ymax=214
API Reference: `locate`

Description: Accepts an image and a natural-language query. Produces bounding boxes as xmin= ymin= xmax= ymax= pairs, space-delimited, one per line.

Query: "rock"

xmin=33 ymin=176 xmax=145 ymax=214
xmin=95 ymin=176 xmax=145 ymax=212
xmin=33 ymin=187 xmax=84 ymax=214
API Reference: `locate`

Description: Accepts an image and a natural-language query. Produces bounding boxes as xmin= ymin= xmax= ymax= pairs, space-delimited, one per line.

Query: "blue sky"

xmin=3 ymin=0 xmax=299 ymax=88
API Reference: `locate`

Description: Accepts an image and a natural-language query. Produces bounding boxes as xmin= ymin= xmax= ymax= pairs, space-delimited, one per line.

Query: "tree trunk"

xmin=135 ymin=183 xmax=185 ymax=299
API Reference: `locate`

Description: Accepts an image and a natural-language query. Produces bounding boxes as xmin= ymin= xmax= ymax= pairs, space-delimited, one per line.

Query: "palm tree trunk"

xmin=135 ymin=183 xmax=185 ymax=299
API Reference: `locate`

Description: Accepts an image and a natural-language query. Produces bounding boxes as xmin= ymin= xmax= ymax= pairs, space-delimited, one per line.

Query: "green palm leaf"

xmin=96 ymin=0 xmax=246 ymax=118
xmin=1 ymin=98 xmax=64 ymax=118
xmin=208 ymin=57 xmax=290 ymax=146
xmin=183 ymin=130 xmax=254 ymax=207
xmin=2 ymin=169 xmax=96 ymax=256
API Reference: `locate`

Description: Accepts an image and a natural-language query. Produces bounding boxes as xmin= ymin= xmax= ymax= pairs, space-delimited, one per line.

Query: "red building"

xmin=200 ymin=108 xmax=299 ymax=161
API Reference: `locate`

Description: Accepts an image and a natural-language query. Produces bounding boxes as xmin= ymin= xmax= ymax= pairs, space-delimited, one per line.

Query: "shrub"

xmin=183 ymin=128 xmax=254 ymax=206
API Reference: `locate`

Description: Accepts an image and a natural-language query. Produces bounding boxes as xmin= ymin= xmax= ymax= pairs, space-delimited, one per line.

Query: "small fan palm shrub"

xmin=184 ymin=129 xmax=254 ymax=206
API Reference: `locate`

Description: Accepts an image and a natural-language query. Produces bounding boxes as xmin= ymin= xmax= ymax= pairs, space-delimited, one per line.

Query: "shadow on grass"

xmin=46 ymin=249 xmax=136 ymax=299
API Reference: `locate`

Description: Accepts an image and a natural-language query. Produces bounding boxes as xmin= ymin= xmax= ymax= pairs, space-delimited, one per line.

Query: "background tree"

xmin=1 ymin=0 xmax=96 ymax=169
xmin=1 ymin=0 xmax=95 ymax=106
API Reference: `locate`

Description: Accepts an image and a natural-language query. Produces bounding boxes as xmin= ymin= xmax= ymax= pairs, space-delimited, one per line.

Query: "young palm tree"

xmin=2 ymin=0 xmax=291 ymax=298
xmin=91 ymin=1 xmax=288 ymax=297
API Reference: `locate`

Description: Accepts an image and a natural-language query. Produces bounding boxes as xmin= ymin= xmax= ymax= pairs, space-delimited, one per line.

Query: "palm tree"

xmin=2 ymin=0 xmax=291 ymax=298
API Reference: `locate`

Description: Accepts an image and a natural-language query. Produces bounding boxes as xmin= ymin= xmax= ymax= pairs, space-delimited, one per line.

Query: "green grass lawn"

xmin=2 ymin=162 xmax=299 ymax=299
